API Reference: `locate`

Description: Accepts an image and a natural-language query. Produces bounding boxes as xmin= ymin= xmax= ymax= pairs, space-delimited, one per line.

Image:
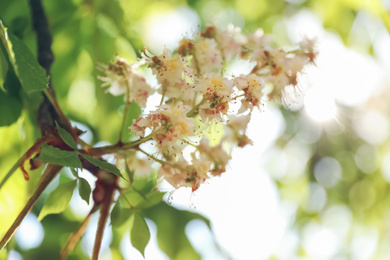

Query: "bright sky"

xmin=13 ymin=6 xmax=390 ymax=260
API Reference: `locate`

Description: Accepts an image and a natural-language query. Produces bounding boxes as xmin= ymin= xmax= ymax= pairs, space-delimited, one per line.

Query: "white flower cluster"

xmin=100 ymin=26 xmax=316 ymax=191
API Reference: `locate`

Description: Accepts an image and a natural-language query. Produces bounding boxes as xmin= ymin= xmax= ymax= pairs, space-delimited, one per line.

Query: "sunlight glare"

xmin=304 ymin=87 xmax=337 ymax=122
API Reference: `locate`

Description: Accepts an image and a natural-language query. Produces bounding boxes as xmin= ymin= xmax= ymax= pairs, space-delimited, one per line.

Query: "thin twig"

xmin=0 ymin=164 xmax=62 ymax=251
xmin=0 ymin=153 xmax=27 ymax=190
xmin=60 ymin=205 xmax=99 ymax=259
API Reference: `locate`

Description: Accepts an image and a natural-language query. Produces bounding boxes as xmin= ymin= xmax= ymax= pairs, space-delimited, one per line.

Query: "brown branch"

xmin=92 ymin=176 xmax=117 ymax=260
xmin=29 ymin=0 xmax=54 ymax=75
xmin=0 ymin=164 xmax=62 ymax=251
xmin=29 ymin=0 xmax=75 ymax=137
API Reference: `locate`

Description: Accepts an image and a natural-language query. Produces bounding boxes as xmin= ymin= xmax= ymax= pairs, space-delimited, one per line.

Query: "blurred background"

xmin=1 ymin=0 xmax=390 ymax=259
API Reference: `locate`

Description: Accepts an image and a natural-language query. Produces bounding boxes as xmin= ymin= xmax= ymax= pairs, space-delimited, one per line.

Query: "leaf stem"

xmin=86 ymin=129 xmax=162 ymax=156
xmin=138 ymin=148 xmax=186 ymax=171
xmin=0 ymin=164 xmax=62 ymax=251
xmin=186 ymin=97 xmax=207 ymax=117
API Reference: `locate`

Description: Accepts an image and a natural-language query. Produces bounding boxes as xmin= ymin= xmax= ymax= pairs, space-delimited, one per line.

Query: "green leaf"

xmin=0 ymin=20 xmax=48 ymax=93
xmin=129 ymin=212 xmax=150 ymax=257
xmin=80 ymin=153 xmax=125 ymax=179
xmin=0 ymin=90 xmax=21 ymax=126
xmin=70 ymin=168 xmax=79 ymax=178
xmin=55 ymin=121 xmax=77 ymax=150
xmin=38 ymin=143 xmax=82 ymax=168
xmin=136 ymin=192 xmax=164 ymax=209
xmin=0 ymin=66 xmax=22 ymax=126
xmin=110 ymin=200 xmax=133 ymax=227
xmin=78 ymin=177 xmax=91 ymax=205
xmin=38 ymin=179 xmax=77 ymax=221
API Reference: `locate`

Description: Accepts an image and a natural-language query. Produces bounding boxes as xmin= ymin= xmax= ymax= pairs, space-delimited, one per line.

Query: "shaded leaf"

xmin=0 ymin=19 xmax=48 ymax=93
xmin=110 ymin=200 xmax=133 ymax=227
xmin=38 ymin=144 xmax=82 ymax=168
xmin=129 ymin=212 xmax=150 ymax=257
xmin=70 ymin=168 xmax=79 ymax=178
xmin=78 ymin=177 xmax=91 ymax=205
xmin=38 ymin=180 xmax=77 ymax=221
xmin=0 ymin=65 xmax=22 ymax=126
xmin=80 ymin=153 xmax=125 ymax=179
xmin=0 ymin=90 xmax=21 ymax=126
xmin=55 ymin=121 xmax=77 ymax=150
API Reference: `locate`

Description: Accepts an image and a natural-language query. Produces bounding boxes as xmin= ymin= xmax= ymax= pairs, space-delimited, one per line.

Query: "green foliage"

xmin=0 ymin=91 xmax=21 ymax=126
xmin=110 ymin=200 xmax=133 ymax=227
xmin=38 ymin=179 xmax=77 ymax=221
xmin=0 ymin=67 xmax=22 ymax=126
xmin=1 ymin=0 xmax=389 ymax=259
xmin=77 ymin=177 xmax=91 ymax=205
xmin=129 ymin=212 xmax=151 ymax=257
xmin=0 ymin=19 xmax=48 ymax=94
xmin=55 ymin=121 xmax=78 ymax=150
xmin=38 ymin=144 xmax=82 ymax=168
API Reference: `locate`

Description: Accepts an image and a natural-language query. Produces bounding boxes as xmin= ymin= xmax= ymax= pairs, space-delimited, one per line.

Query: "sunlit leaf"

xmin=38 ymin=179 xmax=77 ymax=221
xmin=55 ymin=121 xmax=77 ymax=150
xmin=80 ymin=153 xmax=125 ymax=179
xmin=78 ymin=177 xmax=91 ymax=205
xmin=0 ymin=19 xmax=48 ymax=93
xmin=136 ymin=192 xmax=164 ymax=209
xmin=129 ymin=212 xmax=150 ymax=257
xmin=38 ymin=144 xmax=82 ymax=168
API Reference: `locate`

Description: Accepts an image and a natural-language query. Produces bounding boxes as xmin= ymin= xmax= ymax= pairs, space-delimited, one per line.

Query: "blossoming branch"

xmin=99 ymin=25 xmax=316 ymax=192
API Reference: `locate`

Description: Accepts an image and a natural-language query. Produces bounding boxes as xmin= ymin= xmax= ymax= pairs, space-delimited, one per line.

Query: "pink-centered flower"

xmin=99 ymin=56 xmax=154 ymax=108
xmin=199 ymin=74 xmax=234 ymax=119
xmin=130 ymin=102 xmax=195 ymax=157
xmin=234 ymin=74 xmax=264 ymax=113
xmin=98 ymin=56 xmax=130 ymax=95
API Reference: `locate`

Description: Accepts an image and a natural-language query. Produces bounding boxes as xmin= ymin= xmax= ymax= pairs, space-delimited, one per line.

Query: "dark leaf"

xmin=55 ymin=121 xmax=77 ymax=150
xmin=78 ymin=177 xmax=91 ymax=205
xmin=0 ymin=90 xmax=21 ymax=126
xmin=0 ymin=19 xmax=48 ymax=93
xmin=38 ymin=143 xmax=82 ymax=168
